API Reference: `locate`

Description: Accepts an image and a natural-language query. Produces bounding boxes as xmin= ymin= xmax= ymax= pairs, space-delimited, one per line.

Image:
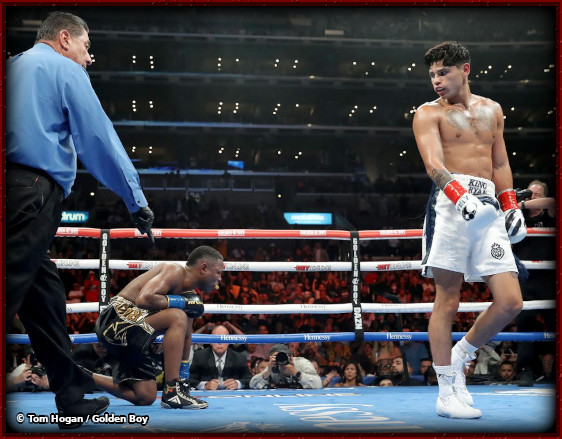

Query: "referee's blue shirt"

xmin=7 ymin=43 xmax=147 ymax=213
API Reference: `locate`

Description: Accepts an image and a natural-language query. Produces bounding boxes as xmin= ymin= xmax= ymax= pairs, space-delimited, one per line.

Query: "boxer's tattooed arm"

xmin=431 ymin=168 xmax=454 ymax=190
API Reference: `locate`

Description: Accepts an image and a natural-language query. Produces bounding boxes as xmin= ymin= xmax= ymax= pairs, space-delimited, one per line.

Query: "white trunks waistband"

xmin=451 ymin=173 xmax=496 ymax=197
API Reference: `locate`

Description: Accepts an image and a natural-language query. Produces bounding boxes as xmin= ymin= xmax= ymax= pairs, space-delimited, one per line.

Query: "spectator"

xmin=189 ymin=325 xmax=252 ymax=390
xmin=372 ymin=335 xmax=402 ymax=365
xmin=332 ymin=361 xmax=365 ymax=387
xmin=250 ymin=344 xmax=321 ymax=389
xmin=534 ymin=353 xmax=555 ymax=384
xmin=423 ymin=364 xmax=438 ymax=386
xmin=322 ymin=367 xmax=340 ymax=387
xmin=373 ymin=376 xmax=394 ymax=387
xmin=495 ymin=361 xmax=517 ymax=384
xmin=349 ymin=341 xmax=376 ymax=376
xmin=463 ymin=359 xmax=489 ymax=385
xmin=400 ymin=328 xmax=430 ymax=375
xmin=376 ymin=357 xmax=393 ymax=378
xmin=30 ymin=363 xmax=50 ymax=391
xmin=313 ymin=242 xmax=329 ymax=262
xmin=517 ymin=180 xmax=556 ymax=223
xmin=513 ymin=180 xmax=556 ymax=379
xmin=250 ymin=357 xmax=268 ymax=376
xmin=83 ymin=270 xmax=100 ymax=302
xmin=249 ymin=324 xmax=275 ymax=360
xmin=7 ymin=361 xmax=33 ymax=392
xmin=497 ymin=341 xmax=518 ymax=365
xmin=390 ymin=357 xmax=423 ymax=386
xmin=288 ymin=342 xmax=301 ymax=357
xmin=419 ymin=357 xmax=433 ymax=377
xmin=302 ymin=342 xmax=328 ymax=366
xmin=67 ymin=282 xmax=84 ymax=303
xmin=474 ymin=344 xmax=501 ymax=375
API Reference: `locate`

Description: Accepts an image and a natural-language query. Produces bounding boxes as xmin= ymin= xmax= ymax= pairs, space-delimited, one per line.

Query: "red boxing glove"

xmin=497 ymin=189 xmax=519 ymax=212
xmin=443 ymin=179 xmax=467 ymax=204
xmin=498 ymin=189 xmax=527 ymax=244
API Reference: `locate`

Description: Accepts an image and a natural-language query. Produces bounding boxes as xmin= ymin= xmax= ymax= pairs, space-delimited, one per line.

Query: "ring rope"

xmin=54 ymin=227 xmax=554 ymax=239
xmin=6 ymin=331 xmax=555 ymax=345
xmin=40 ymin=226 xmax=556 ymax=350
xmin=63 ymin=299 xmax=555 ymax=315
xmin=51 ymin=259 xmax=555 ymax=271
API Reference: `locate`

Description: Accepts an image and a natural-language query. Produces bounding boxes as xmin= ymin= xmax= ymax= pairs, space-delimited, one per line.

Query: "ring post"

xmin=350 ymin=231 xmax=364 ymax=343
xmin=98 ymin=229 xmax=111 ymax=311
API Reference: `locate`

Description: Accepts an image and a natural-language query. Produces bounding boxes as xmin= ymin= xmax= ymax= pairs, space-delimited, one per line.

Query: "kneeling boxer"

xmin=90 ymin=245 xmax=223 ymax=409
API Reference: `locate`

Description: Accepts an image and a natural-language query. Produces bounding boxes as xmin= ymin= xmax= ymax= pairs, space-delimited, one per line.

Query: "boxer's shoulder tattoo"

xmin=510 ymin=272 xmax=519 ymax=279
xmin=431 ymin=168 xmax=453 ymax=189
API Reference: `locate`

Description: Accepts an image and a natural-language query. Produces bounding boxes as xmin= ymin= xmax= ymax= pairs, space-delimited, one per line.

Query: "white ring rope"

xmin=56 ymin=226 xmax=556 ymax=321
xmin=65 ymin=299 xmax=556 ymax=315
xmin=52 ymin=259 xmax=555 ymax=271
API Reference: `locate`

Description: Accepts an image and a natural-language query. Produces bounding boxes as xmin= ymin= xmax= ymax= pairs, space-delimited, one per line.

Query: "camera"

xmin=30 ymin=365 xmax=47 ymax=377
xmin=275 ymin=351 xmax=290 ymax=366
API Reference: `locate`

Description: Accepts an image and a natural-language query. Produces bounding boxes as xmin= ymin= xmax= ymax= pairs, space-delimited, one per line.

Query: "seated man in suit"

xmin=189 ymin=324 xmax=252 ymax=390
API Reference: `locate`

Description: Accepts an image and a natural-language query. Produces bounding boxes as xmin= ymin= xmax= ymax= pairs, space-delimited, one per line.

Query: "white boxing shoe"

xmin=453 ymin=369 xmax=474 ymax=406
xmin=436 ymin=394 xmax=482 ymax=419
xmin=451 ymin=345 xmax=477 ymax=406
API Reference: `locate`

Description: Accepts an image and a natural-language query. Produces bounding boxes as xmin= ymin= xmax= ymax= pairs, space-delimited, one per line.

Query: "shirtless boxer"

xmin=413 ymin=41 xmax=526 ymax=418
xmin=92 ymin=245 xmax=223 ymax=409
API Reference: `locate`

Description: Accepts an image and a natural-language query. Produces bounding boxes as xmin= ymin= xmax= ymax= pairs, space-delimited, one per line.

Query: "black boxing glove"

xmin=167 ymin=292 xmax=204 ymax=318
xmin=130 ymin=206 xmax=155 ymax=245
xmin=514 ymin=188 xmax=532 ymax=203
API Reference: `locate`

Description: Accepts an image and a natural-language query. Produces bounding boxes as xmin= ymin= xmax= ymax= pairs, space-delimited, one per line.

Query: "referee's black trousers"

xmin=6 ymin=163 xmax=95 ymax=408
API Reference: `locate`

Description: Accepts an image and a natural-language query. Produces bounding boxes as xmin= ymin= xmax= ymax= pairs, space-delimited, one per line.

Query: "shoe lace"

xmin=179 ymin=379 xmax=192 ymax=395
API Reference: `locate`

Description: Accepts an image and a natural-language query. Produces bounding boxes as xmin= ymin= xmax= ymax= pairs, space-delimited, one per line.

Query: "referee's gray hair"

xmin=35 ymin=11 xmax=89 ymax=43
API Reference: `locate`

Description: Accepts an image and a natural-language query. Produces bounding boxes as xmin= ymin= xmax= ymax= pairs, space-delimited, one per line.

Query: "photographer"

xmin=512 ymin=180 xmax=556 ymax=382
xmin=7 ymin=353 xmax=49 ymax=392
xmin=30 ymin=363 xmax=50 ymax=391
xmin=250 ymin=344 xmax=321 ymax=389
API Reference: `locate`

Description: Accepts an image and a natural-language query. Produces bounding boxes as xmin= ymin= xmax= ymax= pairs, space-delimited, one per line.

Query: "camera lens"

xmin=276 ymin=352 xmax=289 ymax=366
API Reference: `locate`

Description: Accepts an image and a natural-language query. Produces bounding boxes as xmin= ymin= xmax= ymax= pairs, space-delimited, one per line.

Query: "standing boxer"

xmin=413 ymin=41 xmax=525 ymax=418
xmin=7 ymin=11 xmax=154 ymax=428
xmin=92 ymin=245 xmax=223 ymax=409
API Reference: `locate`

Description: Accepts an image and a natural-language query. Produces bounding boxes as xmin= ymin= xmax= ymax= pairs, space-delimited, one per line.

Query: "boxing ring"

xmin=6 ymin=227 xmax=557 ymax=433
